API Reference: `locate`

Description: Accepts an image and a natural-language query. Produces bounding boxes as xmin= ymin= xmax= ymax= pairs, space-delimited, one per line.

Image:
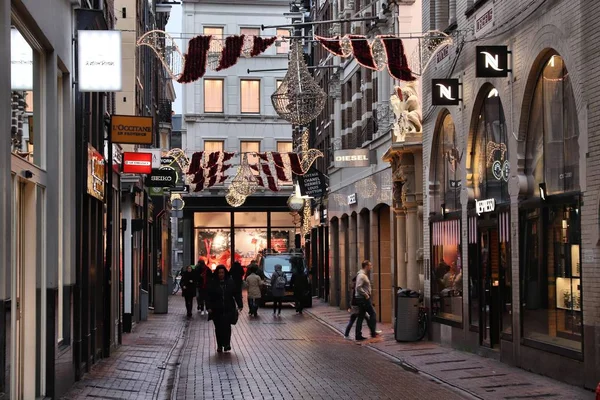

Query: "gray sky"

xmin=166 ymin=3 xmax=183 ymax=114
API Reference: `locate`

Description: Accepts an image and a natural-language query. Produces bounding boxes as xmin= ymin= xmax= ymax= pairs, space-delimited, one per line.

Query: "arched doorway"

xmin=466 ymin=84 xmax=512 ymax=348
xmin=429 ymin=111 xmax=463 ymax=324
xmin=519 ymin=53 xmax=582 ymax=354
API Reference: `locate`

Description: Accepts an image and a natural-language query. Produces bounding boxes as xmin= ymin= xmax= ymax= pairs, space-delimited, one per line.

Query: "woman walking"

xmin=181 ymin=265 xmax=198 ymax=318
xmin=245 ymin=265 xmax=263 ymax=317
xmin=207 ymin=265 xmax=243 ymax=353
xmin=270 ymin=264 xmax=287 ymax=317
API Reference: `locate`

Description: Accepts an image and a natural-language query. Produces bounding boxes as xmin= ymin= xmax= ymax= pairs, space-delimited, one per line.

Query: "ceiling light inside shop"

xmin=488 ymin=88 xmax=499 ymax=98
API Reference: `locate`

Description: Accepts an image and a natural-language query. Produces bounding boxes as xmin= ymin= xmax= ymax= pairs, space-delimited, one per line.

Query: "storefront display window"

xmin=520 ymin=53 xmax=582 ymax=353
xmin=431 ymin=220 xmax=463 ymax=323
xmin=197 ymin=229 xmax=233 ymax=270
xmin=430 ymin=112 xmax=461 ymax=213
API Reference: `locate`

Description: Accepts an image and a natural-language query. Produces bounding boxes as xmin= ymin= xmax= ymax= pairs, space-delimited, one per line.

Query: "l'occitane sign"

xmin=111 ymin=115 xmax=153 ymax=144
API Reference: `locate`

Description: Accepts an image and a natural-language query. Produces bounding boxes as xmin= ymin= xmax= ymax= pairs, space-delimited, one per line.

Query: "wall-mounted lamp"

xmin=539 ymin=183 xmax=547 ymax=201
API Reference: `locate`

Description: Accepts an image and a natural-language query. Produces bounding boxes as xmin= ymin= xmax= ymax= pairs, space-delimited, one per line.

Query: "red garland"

xmin=187 ymin=151 xmax=203 ymax=175
xmin=348 ymin=35 xmax=377 ymax=70
xmin=379 ymin=36 xmax=416 ymax=82
xmin=251 ymin=36 xmax=277 ymax=57
xmin=315 ymin=35 xmax=343 ymax=56
xmin=178 ymin=36 xmax=211 ymax=83
xmin=271 ymin=152 xmax=288 ymax=182
xmin=288 ymin=153 xmax=304 ymax=175
xmin=216 ymin=35 xmax=245 ymax=71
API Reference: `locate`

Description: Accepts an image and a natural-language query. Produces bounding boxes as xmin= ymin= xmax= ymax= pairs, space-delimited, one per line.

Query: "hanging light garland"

xmin=300 ymin=128 xmax=313 ymax=236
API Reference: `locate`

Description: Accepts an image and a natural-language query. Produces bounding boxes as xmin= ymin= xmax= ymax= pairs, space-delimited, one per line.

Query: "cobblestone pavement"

xmin=306 ymin=300 xmax=595 ymax=400
xmin=63 ymin=295 xmax=470 ymax=400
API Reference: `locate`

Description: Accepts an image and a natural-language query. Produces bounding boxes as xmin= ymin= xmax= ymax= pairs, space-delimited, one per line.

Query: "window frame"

xmin=203 ymin=78 xmax=224 ymax=114
xmin=240 ymin=79 xmax=261 ymax=114
xmin=240 ymin=27 xmax=260 ymax=37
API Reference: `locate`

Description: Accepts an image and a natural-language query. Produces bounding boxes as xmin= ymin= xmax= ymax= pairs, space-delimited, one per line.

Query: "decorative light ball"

xmin=287 ymin=194 xmax=305 ymax=211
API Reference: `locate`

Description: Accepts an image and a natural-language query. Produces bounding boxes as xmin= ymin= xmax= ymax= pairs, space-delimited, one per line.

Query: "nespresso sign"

xmin=334 ymin=149 xmax=371 ymax=168
xmin=431 ymin=79 xmax=460 ymax=106
xmin=476 ymin=46 xmax=509 ymax=78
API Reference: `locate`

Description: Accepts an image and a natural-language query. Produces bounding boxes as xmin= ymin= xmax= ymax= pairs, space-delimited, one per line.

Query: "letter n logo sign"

xmin=432 ymin=79 xmax=460 ymax=106
xmin=476 ymin=46 xmax=509 ymax=77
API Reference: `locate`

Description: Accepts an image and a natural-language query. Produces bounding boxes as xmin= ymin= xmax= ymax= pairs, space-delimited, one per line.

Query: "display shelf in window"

xmin=555 ymin=277 xmax=581 ymax=311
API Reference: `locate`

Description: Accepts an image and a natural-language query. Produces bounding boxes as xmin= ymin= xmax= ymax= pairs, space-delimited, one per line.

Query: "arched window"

xmin=526 ymin=54 xmax=579 ymax=195
xmin=431 ymin=112 xmax=461 ymax=213
xmin=468 ymin=86 xmax=509 ymax=203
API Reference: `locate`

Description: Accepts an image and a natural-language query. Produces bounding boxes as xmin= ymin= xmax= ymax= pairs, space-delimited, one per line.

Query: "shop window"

xmin=430 ymin=220 xmax=463 ymax=323
xmin=240 ymin=27 xmax=260 ymax=37
xmin=468 ymin=86 xmax=509 ymax=203
xmin=520 ymin=203 xmax=581 ymax=352
xmin=11 ymin=25 xmax=43 ymax=166
xmin=241 ymin=140 xmax=260 ymax=174
xmin=525 ymin=54 xmax=579 ymax=196
xmin=241 ymin=80 xmax=260 ymax=114
xmin=276 ymin=29 xmax=290 ymax=54
xmin=430 ymin=112 xmax=460 ymax=213
xmin=204 ymin=79 xmax=224 ymax=113
xmin=196 ymin=229 xmax=232 ymax=270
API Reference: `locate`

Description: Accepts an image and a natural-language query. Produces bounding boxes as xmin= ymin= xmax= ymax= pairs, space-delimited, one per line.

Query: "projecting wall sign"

xmin=476 ymin=198 xmax=496 ymax=215
xmin=348 ymin=193 xmax=357 ymax=205
xmin=145 ymin=168 xmax=177 ymax=188
xmin=431 ymin=79 xmax=460 ymax=106
xmin=334 ymin=149 xmax=371 ymax=168
xmin=476 ymin=46 xmax=509 ymax=78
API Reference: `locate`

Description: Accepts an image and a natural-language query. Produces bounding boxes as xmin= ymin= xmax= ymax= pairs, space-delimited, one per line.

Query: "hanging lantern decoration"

xmin=230 ymin=154 xmax=258 ymax=196
xmin=271 ymin=40 xmax=327 ymax=125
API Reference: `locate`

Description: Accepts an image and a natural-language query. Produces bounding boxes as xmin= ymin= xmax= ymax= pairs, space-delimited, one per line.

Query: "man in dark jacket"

xmin=229 ymin=261 xmax=244 ymax=295
xmin=291 ymin=271 xmax=308 ymax=314
xmin=195 ymin=260 xmax=211 ymax=314
xmin=207 ymin=265 xmax=243 ymax=353
xmin=181 ymin=265 xmax=197 ymax=318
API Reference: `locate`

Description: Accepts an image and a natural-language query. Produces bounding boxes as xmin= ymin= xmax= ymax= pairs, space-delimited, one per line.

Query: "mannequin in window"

xmin=442 ymin=261 xmax=462 ymax=295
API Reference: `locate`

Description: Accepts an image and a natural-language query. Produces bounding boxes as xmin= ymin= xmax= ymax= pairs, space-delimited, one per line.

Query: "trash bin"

xmin=154 ymin=284 xmax=168 ymax=314
xmin=394 ymin=288 xmax=420 ymax=342
xmin=140 ymin=289 xmax=149 ymax=321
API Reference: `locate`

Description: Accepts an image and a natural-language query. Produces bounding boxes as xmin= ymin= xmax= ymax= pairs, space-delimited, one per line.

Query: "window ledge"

xmin=432 ymin=315 xmax=463 ymax=329
xmin=521 ymin=337 xmax=583 ymax=361
xmin=465 ymin=0 xmax=492 ymax=18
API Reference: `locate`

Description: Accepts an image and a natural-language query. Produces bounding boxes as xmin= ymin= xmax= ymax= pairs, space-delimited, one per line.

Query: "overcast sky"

xmin=166 ymin=3 xmax=183 ymax=115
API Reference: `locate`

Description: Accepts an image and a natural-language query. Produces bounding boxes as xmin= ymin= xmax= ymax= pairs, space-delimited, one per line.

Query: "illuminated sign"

xmin=87 ymin=144 xmax=105 ymax=201
xmin=122 ymin=152 xmax=153 ymax=174
xmin=111 ymin=115 xmax=153 ymax=145
xmin=348 ymin=193 xmax=357 ymax=205
xmin=476 ymin=46 xmax=509 ymax=78
xmin=334 ymin=149 xmax=371 ymax=168
xmin=78 ymin=30 xmax=122 ymax=91
xmin=145 ymin=168 xmax=177 ymax=188
xmin=431 ymin=79 xmax=460 ymax=106
xmin=476 ymin=198 xmax=496 ymax=215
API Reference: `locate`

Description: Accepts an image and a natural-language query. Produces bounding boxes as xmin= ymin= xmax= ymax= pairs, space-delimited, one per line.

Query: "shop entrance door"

xmin=10 ymin=176 xmax=24 ymax=400
xmin=479 ymin=221 xmax=501 ymax=348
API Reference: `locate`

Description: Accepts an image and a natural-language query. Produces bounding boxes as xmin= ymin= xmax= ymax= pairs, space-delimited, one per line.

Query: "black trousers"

xmin=196 ymin=288 xmax=207 ymax=310
xmin=295 ymin=294 xmax=304 ymax=312
xmin=273 ymin=297 xmax=283 ymax=314
xmin=212 ymin=315 xmax=232 ymax=348
xmin=184 ymin=294 xmax=194 ymax=316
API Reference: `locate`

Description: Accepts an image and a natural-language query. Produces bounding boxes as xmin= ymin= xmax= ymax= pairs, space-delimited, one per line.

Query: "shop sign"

xmin=148 ymin=187 xmax=165 ymax=196
xmin=169 ymin=185 xmax=190 ymax=194
xmin=474 ymin=2 xmax=494 ymax=39
xmin=149 ymin=149 xmax=162 ymax=168
xmin=476 ymin=198 xmax=495 ymax=215
xmin=476 ymin=46 xmax=509 ymax=78
xmin=78 ymin=30 xmax=122 ymax=92
xmin=348 ymin=193 xmax=357 ymax=205
xmin=111 ymin=115 xmax=153 ymax=145
xmin=122 ymin=152 xmax=152 ymax=174
xmin=297 ymin=167 xmax=328 ymax=198
xmin=161 ymin=156 xmax=175 ymax=167
xmin=431 ymin=79 xmax=460 ymax=106
xmin=11 ymin=28 xmax=33 ymax=90
xmin=145 ymin=168 xmax=177 ymax=188
xmin=436 ymin=45 xmax=450 ymax=64
xmin=449 ymin=179 xmax=462 ymax=188
xmin=334 ymin=149 xmax=371 ymax=168
xmin=87 ymin=144 xmax=105 ymax=201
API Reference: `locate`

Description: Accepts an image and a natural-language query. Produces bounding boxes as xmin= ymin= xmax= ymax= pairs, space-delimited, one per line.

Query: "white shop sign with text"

xmin=476 ymin=198 xmax=496 ymax=215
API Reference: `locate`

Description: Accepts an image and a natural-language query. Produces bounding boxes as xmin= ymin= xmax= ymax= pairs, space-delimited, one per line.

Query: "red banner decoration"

xmin=348 ymin=35 xmax=377 ymax=70
xmin=315 ymin=35 xmax=344 ymax=56
xmin=216 ymin=35 xmax=245 ymax=71
xmin=379 ymin=35 xmax=416 ymax=82
xmin=177 ymin=35 xmax=211 ymax=83
xmin=251 ymin=36 xmax=278 ymax=57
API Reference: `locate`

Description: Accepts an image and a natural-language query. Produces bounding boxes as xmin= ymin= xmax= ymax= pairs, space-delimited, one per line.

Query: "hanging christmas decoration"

xmin=347 ymin=35 xmax=379 ymax=70
xmin=379 ymin=35 xmax=416 ymax=82
xmin=230 ymin=154 xmax=258 ymax=196
xmin=137 ymin=30 xmax=278 ymax=83
xmin=271 ymin=40 xmax=327 ymax=125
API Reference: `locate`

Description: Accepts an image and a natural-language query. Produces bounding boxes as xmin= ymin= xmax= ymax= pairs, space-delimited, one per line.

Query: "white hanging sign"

xmin=78 ymin=30 xmax=122 ymax=92
xmin=476 ymin=198 xmax=496 ymax=216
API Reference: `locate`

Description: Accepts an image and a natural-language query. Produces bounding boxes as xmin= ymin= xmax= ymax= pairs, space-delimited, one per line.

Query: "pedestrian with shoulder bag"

xmin=207 ymin=265 xmax=243 ymax=353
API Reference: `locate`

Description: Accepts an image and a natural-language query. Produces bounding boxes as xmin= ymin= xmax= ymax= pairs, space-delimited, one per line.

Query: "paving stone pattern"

xmin=306 ymin=300 xmax=595 ymax=400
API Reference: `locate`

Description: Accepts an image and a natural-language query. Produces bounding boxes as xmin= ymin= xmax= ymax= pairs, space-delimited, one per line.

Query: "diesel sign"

xmin=333 ymin=149 xmax=371 ymax=168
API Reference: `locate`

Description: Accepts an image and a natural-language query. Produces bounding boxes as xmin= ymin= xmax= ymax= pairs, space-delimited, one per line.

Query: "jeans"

xmin=356 ymin=298 xmax=377 ymax=338
xmin=212 ymin=314 xmax=232 ymax=348
xmin=196 ymin=288 xmax=207 ymax=311
xmin=345 ymin=313 xmax=358 ymax=336
xmin=248 ymin=298 xmax=259 ymax=315
xmin=273 ymin=297 xmax=283 ymax=314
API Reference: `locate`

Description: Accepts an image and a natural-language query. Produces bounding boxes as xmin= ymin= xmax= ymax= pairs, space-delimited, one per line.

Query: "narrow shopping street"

xmin=61 ymin=295 xmax=593 ymax=400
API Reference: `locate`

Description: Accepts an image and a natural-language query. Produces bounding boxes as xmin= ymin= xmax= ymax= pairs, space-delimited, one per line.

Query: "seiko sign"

xmin=476 ymin=46 xmax=509 ymax=78
xmin=431 ymin=79 xmax=460 ymax=106
xmin=334 ymin=149 xmax=371 ymax=168
xmin=145 ymin=168 xmax=177 ymax=188
xmin=476 ymin=198 xmax=496 ymax=216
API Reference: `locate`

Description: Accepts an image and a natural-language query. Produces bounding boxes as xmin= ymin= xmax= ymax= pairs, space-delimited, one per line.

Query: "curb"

xmin=304 ymin=308 xmax=482 ymax=400
xmin=153 ymin=315 xmax=188 ymax=400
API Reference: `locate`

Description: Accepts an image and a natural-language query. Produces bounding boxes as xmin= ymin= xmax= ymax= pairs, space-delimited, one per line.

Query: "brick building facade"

xmin=422 ymin=0 xmax=600 ymax=389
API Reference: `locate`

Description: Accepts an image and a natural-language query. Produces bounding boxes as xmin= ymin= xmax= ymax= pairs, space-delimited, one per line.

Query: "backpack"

xmin=274 ymin=273 xmax=287 ymax=290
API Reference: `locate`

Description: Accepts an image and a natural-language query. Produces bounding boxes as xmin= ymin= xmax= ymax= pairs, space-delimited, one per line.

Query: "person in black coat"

xmin=207 ymin=265 xmax=243 ymax=353
xmin=229 ymin=261 xmax=244 ymax=295
xmin=181 ymin=265 xmax=198 ymax=318
xmin=291 ymin=271 xmax=308 ymax=314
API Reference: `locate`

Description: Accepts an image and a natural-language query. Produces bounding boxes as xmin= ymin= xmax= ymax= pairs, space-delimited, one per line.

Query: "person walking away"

xmin=207 ymin=265 xmax=243 ymax=353
xmin=270 ymin=264 xmax=287 ymax=317
xmin=245 ymin=265 xmax=263 ymax=317
xmin=290 ymin=270 xmax=308 ymax=314
xmin=355 ymin=260 xmax=381 ymax=340
xmin=181 ymin=265 xmax=198 ymax=318
xmin=195 ymin=260 xmax=211 ymax=314
xmin=229 ymin=261 xmax=244 ymax=295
